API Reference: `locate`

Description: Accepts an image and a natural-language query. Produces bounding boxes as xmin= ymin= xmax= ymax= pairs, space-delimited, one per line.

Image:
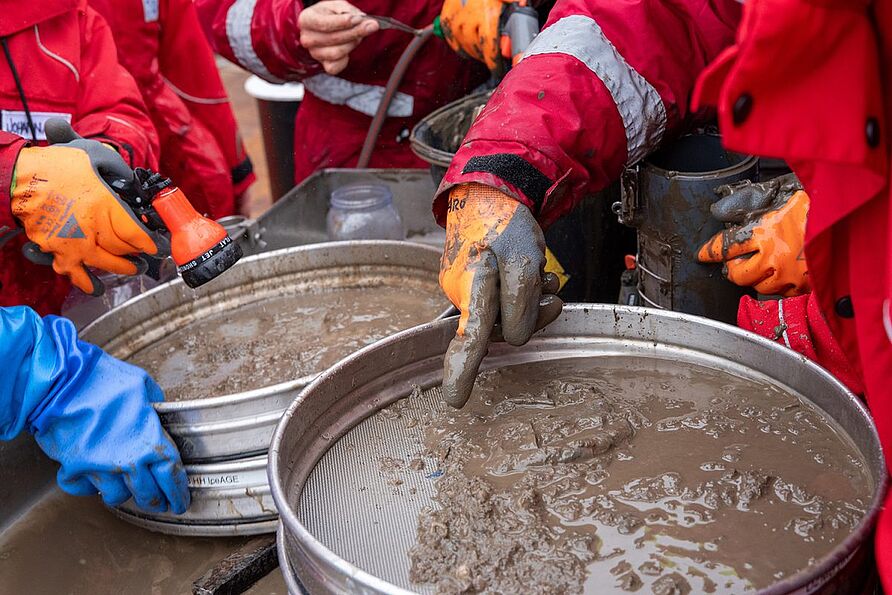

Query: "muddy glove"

xmin=0 ymin=306 xmax=190 ymax=514
xmin=298 ymin=0 xmax=379 ymax=75
xmin=10 ymin=119 xmax=164 ymax=296
xmin=698 ymin=174 xmax=810 ymax=297
xmin=440 ymin=183 xmax=563 ymax=408
xmin=439 ymin=0 xmax=511 ymax=72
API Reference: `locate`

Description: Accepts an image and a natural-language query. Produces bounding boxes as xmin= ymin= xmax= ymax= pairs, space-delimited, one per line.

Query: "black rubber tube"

xmin=356 ymin=25 xmax=434 ymax=169
xmin=1 ymin=37 xmax=37 ymax=141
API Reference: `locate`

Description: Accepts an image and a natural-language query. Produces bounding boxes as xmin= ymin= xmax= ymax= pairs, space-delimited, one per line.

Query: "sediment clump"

xmin=404 ymin=357 xmax=871 ymax=594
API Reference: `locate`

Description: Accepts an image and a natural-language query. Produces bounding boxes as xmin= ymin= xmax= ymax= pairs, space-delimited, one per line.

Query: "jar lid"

xmin=330 ymin=184 xmax=394 ymax=210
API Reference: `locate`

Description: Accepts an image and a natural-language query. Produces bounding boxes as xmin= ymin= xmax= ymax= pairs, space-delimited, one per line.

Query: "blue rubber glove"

xmin=0 ymin=306 xmax=190 ymax=514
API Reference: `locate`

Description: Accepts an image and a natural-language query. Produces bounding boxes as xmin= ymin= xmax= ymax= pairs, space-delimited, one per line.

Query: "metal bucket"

xmin=113 ymin=454 xmax=277 ymax=536
xmin=81 ymin=241 xmax=449 ymax=463
xmin=410 ymin=91 xmax=491 ymax=185
xmin=617 ymin=133 xmax=759 ymax=323
xmin=270 ymin=305 xmax=886 ymax=594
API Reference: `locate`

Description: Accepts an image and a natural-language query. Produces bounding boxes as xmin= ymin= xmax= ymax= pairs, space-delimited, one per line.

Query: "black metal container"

xmin=618 ymin=133 xmax=759 ymax=323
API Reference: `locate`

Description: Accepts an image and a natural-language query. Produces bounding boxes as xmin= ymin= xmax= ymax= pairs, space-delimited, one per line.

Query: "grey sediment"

xmin=128 ymin=284 xmax=448 ymax=401
xmin=390 ymin=357 xmax=871 ymax=594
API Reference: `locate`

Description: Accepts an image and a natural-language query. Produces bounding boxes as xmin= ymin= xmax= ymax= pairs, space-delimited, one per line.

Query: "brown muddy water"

xmin=397 ymin=357 xmax=871 ymax=594
xmin=128 ymin=285 xmax=447 ymax=401
xmin=0 ymin=491 xmax=285 ymax=595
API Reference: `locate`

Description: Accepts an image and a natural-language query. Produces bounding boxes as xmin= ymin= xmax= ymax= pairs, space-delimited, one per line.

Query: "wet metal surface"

xmin=0 ymin=490 xmax=287 ymax=595
xmin=113 ymin=454 xmax=278 ymax=537
xmin=253 ymin=170 xmax=444 ymax=253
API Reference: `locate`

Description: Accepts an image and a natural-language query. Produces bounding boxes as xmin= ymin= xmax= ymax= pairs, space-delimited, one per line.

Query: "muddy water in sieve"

xmin=128 ymin=284 xmax=447 ymax=401
xmin=297 ymin=356 xmax=871 ymax=594
xmin=0 ymin=490 xmax=286 ymax=595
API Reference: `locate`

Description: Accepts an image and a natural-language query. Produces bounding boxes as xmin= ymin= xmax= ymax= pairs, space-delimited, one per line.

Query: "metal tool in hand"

xmin=362 ymin=14 xmax=424 ymax=36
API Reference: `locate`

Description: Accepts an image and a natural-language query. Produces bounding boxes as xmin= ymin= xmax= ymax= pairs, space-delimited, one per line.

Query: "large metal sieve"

xmin=113 ymin=454 xmax=277 ymax=536
xmin=270 ymin=305 xmax=886 ymax=594
xmin=81 ymin=241 xmax=449 ymax=463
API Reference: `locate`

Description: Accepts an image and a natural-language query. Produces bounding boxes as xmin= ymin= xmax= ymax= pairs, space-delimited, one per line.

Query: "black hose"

xmin=1 ymin=37 xmax=37 ymax=142
xmin=356 ymin=25 xmax=434 ymax=169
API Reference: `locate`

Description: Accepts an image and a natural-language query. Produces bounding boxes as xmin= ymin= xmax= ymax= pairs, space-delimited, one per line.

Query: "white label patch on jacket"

xmin=1 ymin=111 xmax=72 ymax=141
xmin=143 ymin=0 xmax=159 ymax=22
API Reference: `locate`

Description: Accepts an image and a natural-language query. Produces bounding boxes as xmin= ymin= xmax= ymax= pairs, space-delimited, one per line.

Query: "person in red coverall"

xmin=0 ymin=0 xmax=160 ymax=315
xmin=434 ymin=0 xmax=892 ymax=586
xmin=194 ymin=0 xmax=488 ymax=185
xmin=89 ymin=0 xmax=256 ymax=219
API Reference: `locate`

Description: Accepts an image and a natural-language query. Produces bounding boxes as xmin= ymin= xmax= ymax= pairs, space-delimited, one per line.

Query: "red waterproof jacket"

xmin=195 ymin=0 xmax=487 ymax=185
xmin=439 ymin=0 xmax=892 ymax=586
xmin=90 ymin=0 xmax=255 ymax=218
xmin=0 ymin=0 xmax=159 ymax=315
xmin=436 ymin=0 xmax=742 ymax=227
xmin=693 ymin=0 xmax=892 ymax=583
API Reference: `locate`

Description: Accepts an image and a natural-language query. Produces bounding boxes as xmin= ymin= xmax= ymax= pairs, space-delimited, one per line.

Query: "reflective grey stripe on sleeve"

xmin=142 ymin=0 xmax=159 ymax=22
xmin=34 ymin=25 xmax=79 ymax=83
xmin=225 ymin=0 xmax=284 ymax=83
xmin=303 ymin=74 xmax=414 ymax=118
xmin=520 ymin=15 xmax=667 ymax=165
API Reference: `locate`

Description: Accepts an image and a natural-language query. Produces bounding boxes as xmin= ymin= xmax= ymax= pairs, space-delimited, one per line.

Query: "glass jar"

xmin=326 ymin=184 xmax=404 ymax=241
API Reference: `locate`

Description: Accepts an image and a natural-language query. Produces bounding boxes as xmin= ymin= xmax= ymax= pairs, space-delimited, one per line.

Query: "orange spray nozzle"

xmin=151 ymin=186 xmax=242 ymax=288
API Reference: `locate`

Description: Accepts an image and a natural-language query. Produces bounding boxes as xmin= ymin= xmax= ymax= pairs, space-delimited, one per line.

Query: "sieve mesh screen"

xmin=297 ymin=386 xmax=446 ymax=592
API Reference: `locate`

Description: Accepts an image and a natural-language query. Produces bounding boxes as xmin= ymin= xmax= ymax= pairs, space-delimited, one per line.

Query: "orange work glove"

xmin=440 ymin=183 xmax=563 ymax=408
xmin=439 ymin=0 xmax=511 ymax=72
xmin=698 ymin=174 xmax=810 ymax=297
xmin=10 ymin=119 xmax=164 ymax=296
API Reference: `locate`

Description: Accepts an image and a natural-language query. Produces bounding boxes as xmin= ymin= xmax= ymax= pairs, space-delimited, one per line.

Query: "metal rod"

xmin=363 ymin=14 xmax=423 ymax=36
xmin=192 ymin=535 xmax=278 ymax=595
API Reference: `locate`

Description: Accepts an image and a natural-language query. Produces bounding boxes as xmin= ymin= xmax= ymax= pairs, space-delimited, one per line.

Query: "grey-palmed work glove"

xmin=698 ymin=173 xmax=810 ymax=297
xmin=439 ymin=183 xmax=563 ymax=408
xmin=11 ymin=119 xmax=165 ymax=295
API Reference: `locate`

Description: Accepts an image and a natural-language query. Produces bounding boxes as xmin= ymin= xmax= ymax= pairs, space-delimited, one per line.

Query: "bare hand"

xmin=298 ymin=1 xmax=379 ymax=74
